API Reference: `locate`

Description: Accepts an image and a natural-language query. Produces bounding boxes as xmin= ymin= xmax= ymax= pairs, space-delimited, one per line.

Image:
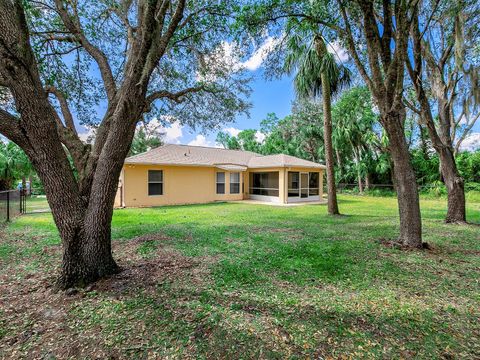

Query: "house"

xmin=115 ymin=144 xmax=326 ymax=207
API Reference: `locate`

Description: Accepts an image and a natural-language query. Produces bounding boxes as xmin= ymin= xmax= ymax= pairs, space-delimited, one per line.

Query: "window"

xmin=230 ymin=172 xmax=240 ymax=194
xmin=309 ymin=172 xmax=319 ymax=196
xmin=148 ymin=170 xmax=163 ymax=196
xmin=288 ymin=172 xmax=300 ymax=197
xmin=216 ymin=172 xmax=225 ymax=194
xmin=249 ymin=172 xmax=279 ymax=197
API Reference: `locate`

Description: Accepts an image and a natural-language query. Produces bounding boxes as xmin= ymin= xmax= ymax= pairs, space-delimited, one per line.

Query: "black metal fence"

xmin=0 ymin=190 xmax=23 ymax=222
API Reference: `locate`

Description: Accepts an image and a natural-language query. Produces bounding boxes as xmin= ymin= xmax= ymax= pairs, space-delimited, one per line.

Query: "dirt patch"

xmin=0 ymin=233 xmax=216 ymax=359
xmin=95 ymin=248 xmax=202 ymax=295
xmin=376 ymin=238 xmax=432 ymax=251
xmin=129 ymin=232 xmax=172 ymax=245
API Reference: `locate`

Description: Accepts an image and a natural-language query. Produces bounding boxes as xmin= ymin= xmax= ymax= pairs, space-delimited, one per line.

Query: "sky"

xmin=74 ymin=40 xmax=480 ymax=152
xmin=179 ymin=73 xmax=296 ymax=147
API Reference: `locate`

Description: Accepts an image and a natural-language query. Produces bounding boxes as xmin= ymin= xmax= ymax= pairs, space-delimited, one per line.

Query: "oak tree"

xmin=0 ymin=0 xmax=249 ymax=288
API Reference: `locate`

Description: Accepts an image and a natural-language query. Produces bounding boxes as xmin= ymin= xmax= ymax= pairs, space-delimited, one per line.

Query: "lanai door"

xmin=288 ymin=171 xmax=320 ymax=203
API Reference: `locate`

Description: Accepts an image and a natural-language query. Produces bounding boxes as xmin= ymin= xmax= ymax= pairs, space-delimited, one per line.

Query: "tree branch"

xmin=0 ymin=109 xmax=29 ymax=149
xmin=54 ymin=0 xmax=117 ymax=102
xmin=45 ymin=85 xmax=78 ymax=135
xmin=455 ymin=111 xmax=480 ymax=154
xmin=337 ymin=1 xmax=374 ymax=92
xmin=142 ymin=0 xmax=187 ymax=80
xmin=145 ymin=85 xmax=207 ymax=109
xmin=403 ymin=96 xmax=421 ymax=115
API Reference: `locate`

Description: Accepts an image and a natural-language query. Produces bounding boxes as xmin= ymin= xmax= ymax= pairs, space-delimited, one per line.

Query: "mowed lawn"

xmin=0 ymin=195 xmax=479 ymax=359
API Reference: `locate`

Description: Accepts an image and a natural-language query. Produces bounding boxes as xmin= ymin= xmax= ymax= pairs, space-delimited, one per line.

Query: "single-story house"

xmin=115 ymin=144 xmax=326 ymax=207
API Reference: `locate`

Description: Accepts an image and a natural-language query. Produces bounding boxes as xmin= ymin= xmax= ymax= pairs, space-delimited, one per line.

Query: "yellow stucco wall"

xmin=113 ymin=170 xmax=124 ymax=208
xmin=117 ymin=164 xmax=324 ymax=207
xmin=121 ymin=164 xmax=245 ymax=207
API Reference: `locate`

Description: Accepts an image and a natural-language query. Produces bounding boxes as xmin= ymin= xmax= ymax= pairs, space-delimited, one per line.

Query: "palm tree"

xmin=284 ymin=28 xmax=350 ymax=215
xmin=332 ymin=86 xmax=380 ymax=192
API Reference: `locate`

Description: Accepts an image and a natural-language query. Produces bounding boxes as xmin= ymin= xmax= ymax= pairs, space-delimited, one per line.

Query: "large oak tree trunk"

xmin=321 ymin=72 xmax=340 ymax=215
xmin=59 ymin=218 xmax=119 ymax=288
xmin=418 ymin=97 xmax=467 ymax=224
xmin=56 ymin=82 xmax=143 ymax=288
xmin=383 ymin=112 xmax=423 ymax=248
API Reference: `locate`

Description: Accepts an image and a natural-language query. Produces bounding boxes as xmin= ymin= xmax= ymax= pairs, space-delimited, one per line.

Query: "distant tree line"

xmin=217 ymin=86 xmax=480 ymax=192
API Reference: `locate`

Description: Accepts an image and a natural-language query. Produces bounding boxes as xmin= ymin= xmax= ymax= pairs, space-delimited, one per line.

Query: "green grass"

xmin=0 ymin=195 xmax=479 ymax=358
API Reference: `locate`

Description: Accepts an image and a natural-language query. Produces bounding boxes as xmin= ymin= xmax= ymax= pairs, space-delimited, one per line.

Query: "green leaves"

xmin=0 ymin=142 xmax=34 ymax=190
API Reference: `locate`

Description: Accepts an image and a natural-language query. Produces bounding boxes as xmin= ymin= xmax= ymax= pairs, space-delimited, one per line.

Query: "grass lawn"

xmin=0 ymin=195 xmax=479 ymax=359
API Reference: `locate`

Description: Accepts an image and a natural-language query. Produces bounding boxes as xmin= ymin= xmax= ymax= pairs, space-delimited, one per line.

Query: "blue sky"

xmin=182 ymin=73 xmax=296 ymax=146
xmin=75 ymin=41 xmax=480 ymax=151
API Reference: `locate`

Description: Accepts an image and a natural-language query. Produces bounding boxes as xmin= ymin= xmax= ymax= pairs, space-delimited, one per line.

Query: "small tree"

xmin=0 ymin=141 xmax=33 ymax=190
xmin=332 ymin=86 xmax=380 ymax=190
xmin=129 ymin=120 xmax=165 ymax=156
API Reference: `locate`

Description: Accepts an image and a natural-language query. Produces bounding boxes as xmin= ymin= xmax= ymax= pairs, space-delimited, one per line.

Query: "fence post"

xmin=20 ymin=190 xmax=23 ymax=214
xmin=6 ymin=191 xmax=10 ymax=222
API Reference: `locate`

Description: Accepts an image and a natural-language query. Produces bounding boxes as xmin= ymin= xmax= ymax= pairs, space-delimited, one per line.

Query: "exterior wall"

xmin=121 ymin=164 xmax=245 ymax=207
xmin=118 ymin=164 xmax=325 ymax=208
xmin=114 ymin=170 xmax=124 ymax=208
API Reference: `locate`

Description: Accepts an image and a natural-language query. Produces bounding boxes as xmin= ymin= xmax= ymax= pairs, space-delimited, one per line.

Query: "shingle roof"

xmin=247 ymin=154 xmax=325 ymax=169
xmin=125 ymin=144 xmax=325 ymax=169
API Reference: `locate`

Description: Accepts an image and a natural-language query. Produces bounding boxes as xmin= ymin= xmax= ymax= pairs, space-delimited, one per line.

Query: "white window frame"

xmin=148 ymin=170 xmax=163 ymax=196
xmin=230 ymin=172 xmax=240 ymax=194
xmin=216 ymin=172 xmax=225 ymax=194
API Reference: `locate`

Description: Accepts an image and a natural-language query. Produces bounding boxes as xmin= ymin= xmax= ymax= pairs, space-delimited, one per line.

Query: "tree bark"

xmin=410 ymin=80 xmax=466 ymax=223
xmin=59 ymin=217 xmax=119 ymax=288
xmin=321 ymin=72 xmax=340 ymax=215
xmin=382 ymin=112 xmax=422 ymax=248
xmin=358 ymin=173 xmax=363 ymax=193
xmin=407 ymin=13 xmax=467 ymax=224
xmin=365 ymin=173 xmax=371 ymax=190
xmin=438 ymin=147 xmax=466 ymax=223
xmin=435 ymin=100 xmax=466 ymax=223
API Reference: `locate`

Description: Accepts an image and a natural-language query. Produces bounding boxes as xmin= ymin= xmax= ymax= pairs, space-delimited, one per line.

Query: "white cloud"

xmin=255 ymin=131 xmax=266 ymax=143
xmin=459 ymin=132 xmax=480 ymax=152
xmin=327 ymin=41 xmax=349 ymax=63
xmin=205 ymin=36 xmax=279 ymax=76
xmin=242 ymin=36 xmax=280 ymax=71
xmin=78 ymin=126 xmax=97 ymax=144
xmin=188 ymin=135 xmax=214 ymax=147
xmin=138 ymin=117 xmax=184 ymax=144
xmin=224 ymin=127 xmax=241 ymax=137
xmin=162 ymin=120 xmax=184 ymax=144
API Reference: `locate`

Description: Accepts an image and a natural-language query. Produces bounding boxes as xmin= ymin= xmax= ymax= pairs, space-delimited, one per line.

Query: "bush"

xmin=420 ymin=181 xmax=447 ymax=198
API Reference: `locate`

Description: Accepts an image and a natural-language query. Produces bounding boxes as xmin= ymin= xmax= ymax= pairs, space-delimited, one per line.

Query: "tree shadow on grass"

xmin=2 ymin=216 xmax=478 ymax=359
